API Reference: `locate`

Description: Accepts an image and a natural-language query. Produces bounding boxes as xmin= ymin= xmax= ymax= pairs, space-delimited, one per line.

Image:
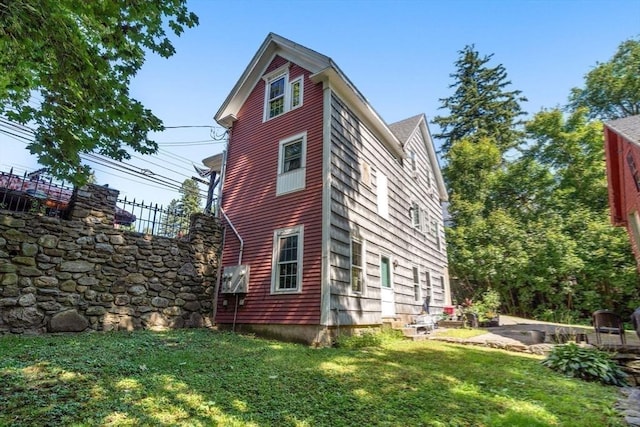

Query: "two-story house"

xmin=206 ymin=33 xmax=450 ymax=345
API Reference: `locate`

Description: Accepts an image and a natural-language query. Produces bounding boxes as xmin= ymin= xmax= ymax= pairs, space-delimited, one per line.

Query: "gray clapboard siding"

xmin=327 ymin=92 xmax=449 ymax=325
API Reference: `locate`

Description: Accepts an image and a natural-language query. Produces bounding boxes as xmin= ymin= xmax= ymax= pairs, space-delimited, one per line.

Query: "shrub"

xmin=541 ymin=342 xmax=627 ymax=386
xmin=335 ymin=330 xmax=382 ymax=349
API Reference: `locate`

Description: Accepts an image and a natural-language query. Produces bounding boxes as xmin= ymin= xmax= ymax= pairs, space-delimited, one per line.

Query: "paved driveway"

xmin=466 ymin=315 xmax=640 ymax=347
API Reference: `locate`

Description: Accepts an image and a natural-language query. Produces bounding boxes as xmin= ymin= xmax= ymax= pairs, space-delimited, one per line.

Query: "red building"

xmin=206 ymin=34 xmax=450 ymax=344
xmin=604 ymin=115 xmax=640 ymax=265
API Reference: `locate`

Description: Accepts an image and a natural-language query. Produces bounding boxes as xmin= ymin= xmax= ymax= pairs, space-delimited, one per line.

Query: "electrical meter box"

xmin=221 ymin=265 xmax=250 ymax=294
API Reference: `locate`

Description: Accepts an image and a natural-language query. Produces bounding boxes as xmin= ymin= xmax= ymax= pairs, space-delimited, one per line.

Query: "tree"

xmin=160 ymin=179 xmax=202 ymax=238
xmin=432 ymin=45 xmax=527 ymax=154
xmin=0 ymin=1 xmax=198 ymax=185
xmin=523 ymin=108 xmax=638 ymax=316
xmin=435 ymin=46 xmax=528 ymax=308
xmin=568 ymin=37 xmax=640 ymax=120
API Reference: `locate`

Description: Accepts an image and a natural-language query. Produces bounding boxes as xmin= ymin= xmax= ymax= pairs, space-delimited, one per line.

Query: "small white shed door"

xmin=380 ymin=255 xmax=395 ymax=317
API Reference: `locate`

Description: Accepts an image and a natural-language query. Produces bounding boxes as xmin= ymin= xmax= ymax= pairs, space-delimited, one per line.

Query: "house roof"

xmin=605 ymin=115 xmax=640 ymax=146
xmin=390 ymin=114 xmax=448 ymax=202
xmin=214 ymin=33 xmax=404 ymax=158
xmin=389 ymin=114 xmax=424 ymax=144
xmin=213 ymin=33 xmax=448 ymax=201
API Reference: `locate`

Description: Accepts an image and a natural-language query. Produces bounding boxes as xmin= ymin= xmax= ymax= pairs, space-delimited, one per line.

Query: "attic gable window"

xmin=263 ymin=63 xmax=304 ymax=121
xmin=267 ymin=75 xmax=286 ymax=118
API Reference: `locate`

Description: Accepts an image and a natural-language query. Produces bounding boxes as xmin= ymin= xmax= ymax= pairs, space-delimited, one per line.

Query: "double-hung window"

xmin=272 ymin=226 xmax=304 ymax=293
xmin=351 ymin=238 xmax=364 ymax=293
xmin=283 ymin=139 xmax=302 ymax=172
xmin=267 ymin=74 xmax=286 ymax=119
xmin=412 ymin=266 xmax=421 ymax=301
xmin=277 ymin=132 xmax=307 ymax=195
xmin=263 ymin=64 xmax=304 ymax=121
xmin=411 ymin=202 xmax=421 ymax=230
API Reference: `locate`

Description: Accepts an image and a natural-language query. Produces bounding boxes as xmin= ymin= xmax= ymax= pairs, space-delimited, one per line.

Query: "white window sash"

xmin=271 ymin=226 xmax=304 ymax=293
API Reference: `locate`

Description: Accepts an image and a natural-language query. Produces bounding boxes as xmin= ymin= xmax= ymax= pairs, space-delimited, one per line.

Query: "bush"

xmin=541 ymin=342 xmax=627 ymax=386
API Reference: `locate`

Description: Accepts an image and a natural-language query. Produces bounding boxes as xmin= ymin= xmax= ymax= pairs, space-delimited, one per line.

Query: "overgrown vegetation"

xmin=437 ymin=38 xmax=640 ymax=321
xmin=0 ymin=330 xmax=625 ymax=426
xmin=542 ymin=343 xmax=628 ymax=386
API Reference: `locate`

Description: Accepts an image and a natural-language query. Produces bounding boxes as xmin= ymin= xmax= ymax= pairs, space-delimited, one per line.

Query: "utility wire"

xmin=1 ymin=116 xmax=215 ymax=198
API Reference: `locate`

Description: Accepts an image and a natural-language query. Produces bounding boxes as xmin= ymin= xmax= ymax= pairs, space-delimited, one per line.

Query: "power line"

xmin=0 ymin=117 xmax=214 ymax=198
xmin=163 ymin=125 xmax=219 ymax=129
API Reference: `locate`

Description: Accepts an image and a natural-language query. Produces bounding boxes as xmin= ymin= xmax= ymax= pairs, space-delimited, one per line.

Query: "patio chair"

xmin=592 ymin=310 xmax=626 ymax=346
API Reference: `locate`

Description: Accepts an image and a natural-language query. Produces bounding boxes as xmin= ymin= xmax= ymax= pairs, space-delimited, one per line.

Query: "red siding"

xmin=217 ymin=56 xmax=325 ymax=325
xmin=606 ymin=128 xmax=640 ymax=266
xmin=605 ymin=128 xmax=624 ymax=225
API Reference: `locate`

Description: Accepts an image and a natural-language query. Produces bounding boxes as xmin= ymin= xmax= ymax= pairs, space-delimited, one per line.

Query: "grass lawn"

xmin=0 ymin=329 xmax=625 ymax=427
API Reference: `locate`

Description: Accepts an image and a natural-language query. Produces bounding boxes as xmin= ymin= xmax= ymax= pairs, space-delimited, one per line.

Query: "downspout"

xmin=221 ymin=208 xmax=243 ymax=265
xmin=216 ymin=144 xmax=243 ymax=265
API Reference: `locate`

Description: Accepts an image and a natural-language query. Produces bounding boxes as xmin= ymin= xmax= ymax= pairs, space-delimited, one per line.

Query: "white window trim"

xmin=290 ymin=76 xmax=303 ymax=110
xmin=409 ymin=150 xmax=417 ymax=172
xmin=276 ymin=132 xmax=307 ymax=196
xmin=350 ymin=237 xmax=366 ymax=295
xmin=271 ymin=225 xmax=304 ymax=294
xmin=412 ymin=265 xmax=421 ymax=302
xmin=411 ymin=201 xmax=421 ymax=231
xmin=262 ymin=63 xmax=303 ymax=122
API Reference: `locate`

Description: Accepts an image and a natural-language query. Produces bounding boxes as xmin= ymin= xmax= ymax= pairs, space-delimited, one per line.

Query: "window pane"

xmin=291 ymin=80 xmax=300 ymax=107
xmin=270 ymin=77 xmax=285 ymax=98
xmin=412 ymin=267 xmax=419 ymax=284
xmin=352 ymin=267 xmax=363 ymax=292
xmin=278 ymin=235 xmax=298 ymax=262
xmin=279 ymin=262 xmax=297 ymax=289
xmin=283 ymin=141 xmax=302 ymax=172
xmin=412 ymin=203 xmax=420 ymax=228
xmin=269 ymin=98 xmax=284 ymax=118
xmin=351 ymin=241 xmax=362 ymax=267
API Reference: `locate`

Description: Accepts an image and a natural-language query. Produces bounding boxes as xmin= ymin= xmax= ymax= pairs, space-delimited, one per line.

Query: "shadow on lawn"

xmin=0 ymin=330 xmax=619 ymax=426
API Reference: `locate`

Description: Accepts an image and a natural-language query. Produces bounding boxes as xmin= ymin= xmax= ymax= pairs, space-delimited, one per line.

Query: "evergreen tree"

xmin=160 ymin=179 xmax=202 ymax=238
xmin=433 ymin=45 xmax=527 ymax=154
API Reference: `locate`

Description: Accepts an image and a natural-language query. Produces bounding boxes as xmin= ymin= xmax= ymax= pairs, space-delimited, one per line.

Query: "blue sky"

xmin=2 ymin=0 xmax=639 ymax=206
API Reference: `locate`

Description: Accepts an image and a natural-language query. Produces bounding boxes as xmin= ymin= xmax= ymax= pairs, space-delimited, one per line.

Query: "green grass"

xmin=0 ymin=329 xmax=624 ymax=427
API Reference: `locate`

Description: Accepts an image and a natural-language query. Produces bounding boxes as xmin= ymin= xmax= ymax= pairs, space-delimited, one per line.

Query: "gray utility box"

xmin=221 ymin=265 xmax=250 ymax=294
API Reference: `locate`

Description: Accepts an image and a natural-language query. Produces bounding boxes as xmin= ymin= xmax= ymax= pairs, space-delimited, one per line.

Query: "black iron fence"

xmin=115 ymin=197 xmax=193 ymax=238
xmin=0 ymin=168 xmax=73 ymax=217
xmin=0 ymin=169 xmax=213 ymax=238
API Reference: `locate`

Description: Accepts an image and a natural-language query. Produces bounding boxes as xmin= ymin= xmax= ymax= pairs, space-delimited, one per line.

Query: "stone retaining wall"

xmin=0 ymin=184 xmax=222 ymax=335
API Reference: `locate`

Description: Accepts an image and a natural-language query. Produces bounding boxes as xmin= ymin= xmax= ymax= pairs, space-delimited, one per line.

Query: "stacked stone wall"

xmin=0 ymin=184 xmax=222 ymax=335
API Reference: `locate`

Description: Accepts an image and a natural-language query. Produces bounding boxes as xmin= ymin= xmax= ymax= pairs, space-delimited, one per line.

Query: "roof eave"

xmin=214 ymin=33 xmax=331 ymax=128
xmin=418 ymin=117 xmax=448 ymax=202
